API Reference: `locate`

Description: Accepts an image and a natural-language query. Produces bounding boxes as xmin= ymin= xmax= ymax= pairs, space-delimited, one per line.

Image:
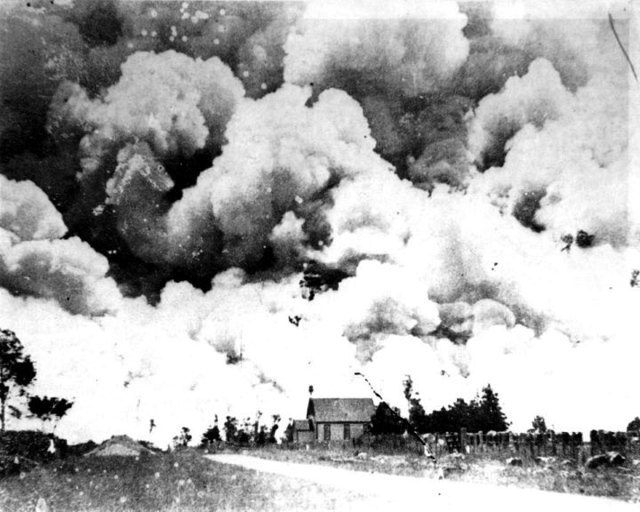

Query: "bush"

xmin=0 ymin=430 xmax=58 ymax=476
xmin=627 ymin=417 xmax=640 ymax=432
xmin=371 ymin=402 xmax=406 ymax=435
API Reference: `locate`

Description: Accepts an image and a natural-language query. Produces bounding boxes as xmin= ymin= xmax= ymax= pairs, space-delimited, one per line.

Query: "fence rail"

xmin=420 ymin=429 xmax=640 ymax=461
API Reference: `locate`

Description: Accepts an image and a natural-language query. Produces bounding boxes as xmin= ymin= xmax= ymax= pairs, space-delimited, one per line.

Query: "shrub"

xmin=0 ymin=430 xmax=58 ymax=476
xmin=627 ymin=417 xmax=640 ymax=432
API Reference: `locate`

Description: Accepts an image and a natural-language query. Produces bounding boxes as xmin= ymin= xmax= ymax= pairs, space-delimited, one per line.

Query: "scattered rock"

xmin=586 ymin=455 xmax=608 ymax=469
xmin=606 ymin=451 xmax=626 ymax=466
xmin=585 ymin=452 xmax=626 ymax=469
xmin=506 ymin=457 xmax=523 ymax=467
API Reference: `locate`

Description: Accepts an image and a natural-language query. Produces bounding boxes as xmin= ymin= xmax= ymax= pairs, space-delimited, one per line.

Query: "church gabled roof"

xmin=307 ymin=398 xmax=375 ymax=423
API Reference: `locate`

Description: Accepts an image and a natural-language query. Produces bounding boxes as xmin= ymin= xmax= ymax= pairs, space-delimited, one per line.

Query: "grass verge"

xmin=0 ymin=448 xmax=369 ymax=511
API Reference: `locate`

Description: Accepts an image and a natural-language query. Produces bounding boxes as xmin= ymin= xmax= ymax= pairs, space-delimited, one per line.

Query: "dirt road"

xmin=206 ymin=453 xmax=639 ymax=512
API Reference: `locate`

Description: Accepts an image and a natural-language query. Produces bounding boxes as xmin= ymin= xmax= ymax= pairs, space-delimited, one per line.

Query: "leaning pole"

xmin=353 ymin=371 xmax=429 ymax=450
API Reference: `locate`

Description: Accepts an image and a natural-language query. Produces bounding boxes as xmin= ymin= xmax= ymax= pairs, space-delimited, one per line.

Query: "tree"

xmin=268 ymin=415 xmax=280 ymax=444
xmin=403 ymin=379 xmax=510 ymax=434
xmin=223 ymin=416 xmax=238 ymax=443
xmin=283 ymin=419 xmax=294 ymax=443
xmin=371 ymin=402 xmax=406 ymax=435
xmin=403 ymin=376 xmax=428 ymax=433
xmin=531 ymin=415 xmax=547 ymax=433
xmin=0 ymin=330 xmax=36 ymax=431
xmin=27 ymin=395 xmax=73 ymax=432
xmin=172 ymin=427 xmax=192 ymax=449
xmin=200 ymin=422 xmax=221 ymax=448
xmin=627 ymin=417 xmax=640 ymax=432
xmin=236 ymin=417 xmax=252 ymax=445
xmin=475 ymin=385 xmax=509 ymax=432
xmin=255 ymin=425 xmax=268 ymax=446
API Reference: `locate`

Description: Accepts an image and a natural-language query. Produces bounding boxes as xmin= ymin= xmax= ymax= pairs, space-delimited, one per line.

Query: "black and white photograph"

xmin=0 ymin=0 xmax=638 ymax=510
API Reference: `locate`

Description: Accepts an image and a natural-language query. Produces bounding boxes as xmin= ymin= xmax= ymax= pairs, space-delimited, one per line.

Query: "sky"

xmin=0 ymin=0 xmax=638 ymax=446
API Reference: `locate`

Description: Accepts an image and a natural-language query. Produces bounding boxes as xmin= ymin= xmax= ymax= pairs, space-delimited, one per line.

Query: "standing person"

xmin=47 ymin=434 xmax=56 ymax=456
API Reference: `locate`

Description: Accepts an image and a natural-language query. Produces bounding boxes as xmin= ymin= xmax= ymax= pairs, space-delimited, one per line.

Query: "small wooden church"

xmin=293 ymin=394 xmax=375 ymax=444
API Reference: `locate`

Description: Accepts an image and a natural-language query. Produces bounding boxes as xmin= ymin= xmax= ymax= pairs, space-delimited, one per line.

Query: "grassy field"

xmin=0 ymin=449 xmax=370 ymax=512
xmin=1 ymin=445 xmax=639 ymax=511
xmin=238 ymin=445 xmax=640 ymax=502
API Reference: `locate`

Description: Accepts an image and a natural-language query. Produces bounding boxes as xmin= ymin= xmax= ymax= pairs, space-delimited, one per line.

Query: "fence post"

xmin=544 ymin=432 xmax=550 ymax=456
xmin=590 ymin=430 xmax=598 ymax=456
xmin=576 ymin=432 xmax=583 ymax=459
xmin=460 ymin=428 xmax=467 ymax=454
xmin=616 ymin=431 xmax=627 ymax=455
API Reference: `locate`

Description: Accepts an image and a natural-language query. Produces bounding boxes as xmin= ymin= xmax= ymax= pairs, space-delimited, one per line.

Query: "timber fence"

xmin=422 ymin=429 xmax=640 ymax=461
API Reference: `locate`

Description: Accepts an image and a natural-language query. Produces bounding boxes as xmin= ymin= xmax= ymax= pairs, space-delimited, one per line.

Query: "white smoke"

xmin=164 ymin=83 xmax=386 ymax=268
xmin=0 ymin=2 xmax=638 ymax=445
xmin=50 ymin=50 xmax=245 ymax=174
xmin=0 ymin=176 xmax=120 ymax=315
xmin=468 ymin=58 xmax=573 ymax=169
xmin=284 ymin=0 xmax=469 ymax=97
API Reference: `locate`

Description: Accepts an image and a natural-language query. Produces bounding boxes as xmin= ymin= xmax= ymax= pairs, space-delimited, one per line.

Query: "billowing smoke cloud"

xmin=47 ymin=49 xmax=245 ymax=276
xmin=490 ymin=2 xmax=617 ymax=89
xmin=0 ymin=176 xmax=120 ymax=315
xmin=467 ymin=58 xmax=572 ymax=170
xmin=51 ymin=49 xmax=245 ymax=173
xmin=133 ymin=83 xmax=389 ymax=270
xmin=284 ymin=0 xmax=469 ymax=97
xmin=0 ymin=176 xmax=66 ymax=241
xmin=0 ymin=1 xmax=638 ymax=445
xmin=470 ymin=26 xmax=632 ymax=247
xmin=283 ymin=0 xmax=470 ymax=169
xmin=315 ymin=261 xmax=440 ymax=362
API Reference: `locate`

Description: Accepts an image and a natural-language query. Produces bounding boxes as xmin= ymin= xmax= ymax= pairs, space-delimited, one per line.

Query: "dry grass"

xmin=0 ymin=448 xmax=369 ymax=511
xmin=3 ymin=444 xmax=639 ymax=510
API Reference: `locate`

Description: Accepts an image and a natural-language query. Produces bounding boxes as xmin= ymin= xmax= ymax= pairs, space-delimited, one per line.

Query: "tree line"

xmin=372 ymin=376 xmax=510 ymax=436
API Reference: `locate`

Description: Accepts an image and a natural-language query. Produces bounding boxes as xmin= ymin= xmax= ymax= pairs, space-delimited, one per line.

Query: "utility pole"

xmin=354 ymin=371 xmax=427 ymax=448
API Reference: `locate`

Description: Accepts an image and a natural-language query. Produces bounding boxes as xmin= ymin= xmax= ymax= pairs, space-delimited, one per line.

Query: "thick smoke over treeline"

xmin=0 ymin=0 xmax=638 ymax=444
